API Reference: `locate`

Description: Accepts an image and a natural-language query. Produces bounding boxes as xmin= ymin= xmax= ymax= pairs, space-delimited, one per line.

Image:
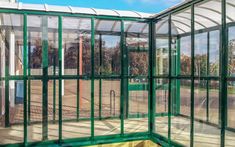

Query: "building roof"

xmin=0 ymin=1 xmax=153 ymax=18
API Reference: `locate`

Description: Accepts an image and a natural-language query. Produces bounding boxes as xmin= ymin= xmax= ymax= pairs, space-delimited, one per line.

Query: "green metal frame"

xmin=0 ymin=0 xmax=233 ymax=146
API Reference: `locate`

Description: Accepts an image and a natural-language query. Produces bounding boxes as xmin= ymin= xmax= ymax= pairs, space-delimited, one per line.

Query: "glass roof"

xmin=0 ymin=1 xmax=152 ymax=18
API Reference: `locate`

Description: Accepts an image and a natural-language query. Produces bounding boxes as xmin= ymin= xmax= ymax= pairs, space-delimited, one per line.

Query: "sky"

xmin=19 ymin=0 xmax=183 ymax=13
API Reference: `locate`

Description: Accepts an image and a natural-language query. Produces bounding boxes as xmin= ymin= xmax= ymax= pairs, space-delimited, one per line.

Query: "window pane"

xmin=155 ymin=17 xmax=169 ymax=76
xmin=94 ymin=20 xmax=121 ymax=76
xmin=62 ymin=17 xmax=91 ymax=76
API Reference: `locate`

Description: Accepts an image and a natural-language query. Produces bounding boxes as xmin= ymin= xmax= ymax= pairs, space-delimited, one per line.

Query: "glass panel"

xmin=0 ymin=13 xmax=25 ymax=145
xmin=208 ymin=80 xmax=219 ymax=124
xmin=27 ymin=80 xmax=42 ymax=142
xmin=171 ymin=80 xmax=191 ymax=146
xmin=195 ymin=32 xmax=207 ymax=76
xmin=228 ymin=26 xmax=235 ymax=76
xmin=180 ymin=36 xmax=191 ymax=75
xmin=227 ymin=81 xmax=235 ymax=146
xmin=0 ymin=80 xmax=24 ymax=144
xmin=94 ymin=79 xmax=120 ymax=136
xmin=48 ymin=80 xmax=59 ymax=140
xmin=94 ymin=20 xmax=121 ymax=76
xmin=27 ymin=15 xmax=43 ymax=75
xmin=156 ymin=17 xmax=169 ymax=76
xmin=155 ymin=78 xmax=168 ymax=137
xmin=180 ymin=80 xmax=191 ymax=116
xmin=194 ymin=80 xmax=207 ymax=121
xmin=126 ymin=22 xmax=149 ymax=76
xmin=125 ymin=78 xmax=148 ymax=133
xmin=62 ymin=17 xmax=91 ymax=76
xmin=2 ymin=14 xmax=24 ymax=76
xmin=209 ymin=30 xmax=220 ymax=76
xmin=226 ymin=1 xmax=235 ymax=146
xmin=48 ymin=17 xmax=58 ymax=76
xmin=62 ymin=80 xmax=91 ymax=139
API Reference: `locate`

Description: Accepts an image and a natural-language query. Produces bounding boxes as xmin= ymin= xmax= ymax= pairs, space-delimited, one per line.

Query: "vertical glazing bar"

xmin=190 ymin=4 xmax=195 ymax=147
xmin=4 ymin=29 xmax=9 ymax=128
xmin=176 ymin=37 xmax=181 ymax=115
xmin=91 ymin=17 xmax=95 ymax=139
xmin=27 ymin=31 xmax=31 ymax=125
xmin=99 ymin=34 xmax=102 ymax=120
xmin=168 ymin=14 xmax=172 ymax=145
xmin=220 ymin=0 xmax=227 ymax=146
xmin=58 ymin=15 xmax=62 ymax=143
xmin=53 ymin=47 xmax=56 ymax=123
xmin=77 ymin=35 xmax=80 ymax=121
xmin=23 ymin=13 xmax=28 ymax=146
xmin=149 ymin=21 xmax=156 ymax=134
xmin=120 ymin=20 xmax=125 ymax=135
xmin=42 ymin=15 xmax=48 ymax=141
xmin=206 ymin=32 xmax=210 ymax=122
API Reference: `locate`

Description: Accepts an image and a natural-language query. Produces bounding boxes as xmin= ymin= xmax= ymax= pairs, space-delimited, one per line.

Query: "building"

xmin=0 ymin=0 xmax=234 ymax=146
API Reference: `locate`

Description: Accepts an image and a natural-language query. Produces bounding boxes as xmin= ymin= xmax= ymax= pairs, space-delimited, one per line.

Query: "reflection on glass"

xmin=62 ymin=17 xmax=91 ymax=75
xmin=195 ymin=33 xmax=207 ymax=76
xmin=94 ymin=20 xmax=121 ymax=76
xmin=180 ymin=36 xmax=191 ymax=75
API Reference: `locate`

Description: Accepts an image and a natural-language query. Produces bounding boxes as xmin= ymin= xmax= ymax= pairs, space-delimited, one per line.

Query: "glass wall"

xmin=226 ymin=0 xmax=235 ymax=146
xmin=0 ymin=13 xmax=24 ymax=144
xmin=125 ymin=21 xmax=149 ymax=133
xmin=1 ymin=0 xmax=235 ymax=146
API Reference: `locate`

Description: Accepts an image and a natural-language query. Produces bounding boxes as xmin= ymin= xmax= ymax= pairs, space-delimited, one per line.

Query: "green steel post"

xmin=149 ymin=21 xmax=156 ymax=134
xmin=42 ymin=15 xmax=48 ymax=141
xmin=4 ymin=29 xmax=10 ymax=128
xmin=206 ymin=32 xmax=210 ymax=122
xmin=77 ymin=36 xmax=80 ymax=121
xmin=4 ymin=65 xmax=9 ymax=127
xmin=190 ymin=4 xmax=195 ymax=147
xmin=23 ymin=13 xmax=28 ymax=146
xmin=53 ymin=47 xmax=56 ymax=123
xmin=99 ymin=34 xmax=102 ymax=120
xmin=167 ymin=14 xmax=172 ymax=145
xmin=176 ymin=37 xmax=181 ymax=115
xmin=91 ymin=17 xmax=95 ymax=139
xmin=220 ymin=0 xmax=227 ymax=146
xmin=120 ymin=20 xmax=125 ymax=135
xmin=28 ymin=31 xmax=31 ymax=125
xmin=58 ymin=15 xmax=63 ymax=143
xmin=124 ymin=33 xmax=129 ymax=119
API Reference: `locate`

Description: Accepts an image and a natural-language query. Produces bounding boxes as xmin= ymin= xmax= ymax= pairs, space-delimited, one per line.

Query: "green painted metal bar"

xmin=99 ymin=34 xmax=102 ymax=120
xmin=128 ymin=84 xmax=148 ymax=91
xmin=4 ymin=61 xmax=9 ymax=128
xmin=23 ymin=13 xmax=28 ymax=146
xmin=27 ymin=30 xmax=31 ymax=125
xmin=58 ymin=15 xmax=63 ymax=143
xmin=124 ymin=32 xmax=129 ymax=119
xmin=167 ymin=14 xmax=172 ymax=145
xmin=52 ymin=33 xmax=56 ymax=123
xmin=176 ymin=37 xmax=181 ymax=115
xmin=76 ymin=34 xmax=80 ymax=121
xmin=42 ymin=15 xmax=49 ymax=141
xmin=220 ymin=0 xmax=228 ymax=146
xmin=206 ymin=32 xmax=210 ymax=122
xmin=53 ymin=36 xmax=56 ymax=123
xmin=120 ymin=20 xmax=125 ymax=135
xmin=91 ymin=17 xmax=95 ymax=139
xmin=149 ymin=20 xmax=156 ymax=134
xmin=190 ymin=4 xmax=195 ymax=147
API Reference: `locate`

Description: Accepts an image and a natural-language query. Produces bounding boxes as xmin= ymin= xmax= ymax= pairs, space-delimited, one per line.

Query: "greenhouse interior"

xmin=0 ymin=0 xmax=234 ymax=146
